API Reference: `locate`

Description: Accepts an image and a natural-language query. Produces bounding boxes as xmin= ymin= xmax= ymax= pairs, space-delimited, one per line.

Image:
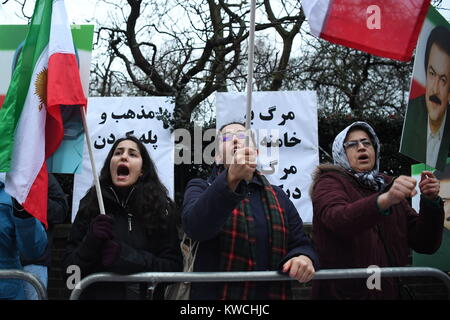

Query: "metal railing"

xmin=69 ymin=267 xmax=450 ymax=300
xmin=0 ymin=269 xmax=47 ymax=300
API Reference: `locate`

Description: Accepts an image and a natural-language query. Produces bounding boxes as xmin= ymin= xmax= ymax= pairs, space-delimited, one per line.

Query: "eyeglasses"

xmin=343 ymin=139 xmax=373 ymax=150
xmin=220 ymin=130 xmax=247 ymax=142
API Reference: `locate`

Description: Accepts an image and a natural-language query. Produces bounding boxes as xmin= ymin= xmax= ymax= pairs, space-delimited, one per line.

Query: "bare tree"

xmin=92 ymin=0 xmax=306 ymax=127
xmin=53 ymin=0 xmax=447 ymax=124
xmin=289 ymin=37 xmax=413 ymax=117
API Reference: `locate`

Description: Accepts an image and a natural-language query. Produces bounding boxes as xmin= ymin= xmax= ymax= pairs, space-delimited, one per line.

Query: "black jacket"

xmin=63 ymin=185 xmax=182 ymax=300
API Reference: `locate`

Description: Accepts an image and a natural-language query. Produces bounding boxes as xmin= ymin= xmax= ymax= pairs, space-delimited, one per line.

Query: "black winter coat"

xmin=63 ymin=185 xmax=182 ymax=300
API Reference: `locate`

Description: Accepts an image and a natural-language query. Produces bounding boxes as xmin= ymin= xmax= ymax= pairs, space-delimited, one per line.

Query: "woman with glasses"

xmin=181 ymin=121 xmax=318 ymax=300
xmin=310 ymin=121 xmax=444 ymax=300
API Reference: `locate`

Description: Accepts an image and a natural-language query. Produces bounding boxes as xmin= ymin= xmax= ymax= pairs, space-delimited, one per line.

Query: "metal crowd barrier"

xmin=0 ymin=269 xmax=47 ymax=300
xmin=69 ymin=267 xmax=450 ymax=300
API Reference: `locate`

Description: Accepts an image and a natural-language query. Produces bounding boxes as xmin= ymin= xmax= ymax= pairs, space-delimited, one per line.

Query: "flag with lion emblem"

xmin=0 ymin=0 xmax=86 ymax=227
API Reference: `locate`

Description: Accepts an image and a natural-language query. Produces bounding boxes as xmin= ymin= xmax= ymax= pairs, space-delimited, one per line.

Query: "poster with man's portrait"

xmin=400 ymin=7 xmax=450 ymax=171
xmin=411 ymin=159 xmax=450 ymax=272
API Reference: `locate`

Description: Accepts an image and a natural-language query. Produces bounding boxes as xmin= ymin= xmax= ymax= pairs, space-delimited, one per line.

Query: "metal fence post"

xmin=69 ymin=267 xmax=450 ymax=300
xmin=0 ymin=269 xmax=47 ymax=300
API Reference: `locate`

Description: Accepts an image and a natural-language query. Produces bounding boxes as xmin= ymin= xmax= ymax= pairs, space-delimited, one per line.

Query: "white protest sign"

xmin=72 ymin=97 xmax=174 ymax=221
xmin=216 ymin=91 xmax=318 ymax=223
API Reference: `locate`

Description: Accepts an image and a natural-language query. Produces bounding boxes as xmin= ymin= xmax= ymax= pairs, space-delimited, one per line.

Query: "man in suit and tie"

xmin=401 ymin=25 xmax=450 ymax=170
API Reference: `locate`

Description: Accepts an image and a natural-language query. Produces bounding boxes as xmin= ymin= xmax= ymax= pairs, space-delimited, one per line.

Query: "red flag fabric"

xmin=303 ymin=0 xmax=431 ymax=61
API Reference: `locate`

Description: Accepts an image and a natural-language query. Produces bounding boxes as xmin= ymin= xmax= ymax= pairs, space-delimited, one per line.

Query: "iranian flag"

xmin=302 ymin=0 xmax=431 ymax=61
xmin=0 ymin=0 xmax=86 ymax=227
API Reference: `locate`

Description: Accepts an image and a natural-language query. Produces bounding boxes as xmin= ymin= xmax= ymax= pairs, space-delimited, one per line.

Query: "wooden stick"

xmin=80 ymin=105 xmax=105 ymax=215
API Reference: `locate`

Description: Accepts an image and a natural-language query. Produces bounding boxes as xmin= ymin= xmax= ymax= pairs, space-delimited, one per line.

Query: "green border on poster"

xmin=411 ymin=157 xmax=450 ymax=272
xmin=0 ymin=24 xmax=94 ymax=51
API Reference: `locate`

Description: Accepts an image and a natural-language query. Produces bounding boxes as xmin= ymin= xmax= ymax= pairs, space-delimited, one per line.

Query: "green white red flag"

xmin=0 ymin=0 xmax=86 ymax=227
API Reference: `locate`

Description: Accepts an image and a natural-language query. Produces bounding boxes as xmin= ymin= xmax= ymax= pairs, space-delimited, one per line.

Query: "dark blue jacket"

xmin=0 ymin=182 xmax=47 ymax=300
xmin=182 ymin=168 xmax=319 ymax=300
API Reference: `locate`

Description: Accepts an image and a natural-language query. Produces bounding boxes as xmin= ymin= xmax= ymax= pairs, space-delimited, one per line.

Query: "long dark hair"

xmin=87 ymin=136 xmax=175 ymax=236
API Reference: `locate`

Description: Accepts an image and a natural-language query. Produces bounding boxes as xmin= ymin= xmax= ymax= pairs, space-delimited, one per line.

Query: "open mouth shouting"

xmin=110 ymin=140 xmax=143 ymax=187
xmin=357 ymin=153 xmax=370 ymax=163
xmin=116 ymin=164 xmax=130 ymax=181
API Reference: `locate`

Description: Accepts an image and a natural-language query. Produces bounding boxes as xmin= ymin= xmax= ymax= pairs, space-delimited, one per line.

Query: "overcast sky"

xmin=57 ymin=1 xmax=450 ymax=24
xmin=0 ymin=0 xmax=100 ymax=23
xmin=1 ymin=0 xmax=449 ymax=25
xmin=0 ymin=0 xmax=449 ymax=65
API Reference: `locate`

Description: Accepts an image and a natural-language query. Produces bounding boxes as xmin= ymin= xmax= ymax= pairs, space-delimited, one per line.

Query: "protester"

xmin=21 ymin=173 xmax=68 ymax=300
xmin=0 ymin=180 xmax=48 ymax=300
xmin=63 ymin=136 xmax=182 ymax=300
xmin=182 ymin=121 xmax=318 ymax=300
xmin=311 ymin=121 xmax=444 ymax=299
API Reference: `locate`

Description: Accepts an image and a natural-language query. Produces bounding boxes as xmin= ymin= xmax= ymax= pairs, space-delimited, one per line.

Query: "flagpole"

xmin=245 ymin=0 xmax=256 ymax=132
xmin=80 ymin=106 xmax=106 ymax=215
xmin=243 ymin=1 xmax=278 ymax=176
xmin=243 ymin=0 xmax=257 ymax=180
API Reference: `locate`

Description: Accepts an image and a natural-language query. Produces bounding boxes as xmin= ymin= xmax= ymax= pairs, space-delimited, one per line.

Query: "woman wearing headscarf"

xmin=310 ymin=121 xmax=444 ymax=299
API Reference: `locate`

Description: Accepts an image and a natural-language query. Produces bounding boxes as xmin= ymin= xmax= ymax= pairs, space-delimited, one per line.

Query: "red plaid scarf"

xmin=219 ymin=172 xmax=290 ymax=300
